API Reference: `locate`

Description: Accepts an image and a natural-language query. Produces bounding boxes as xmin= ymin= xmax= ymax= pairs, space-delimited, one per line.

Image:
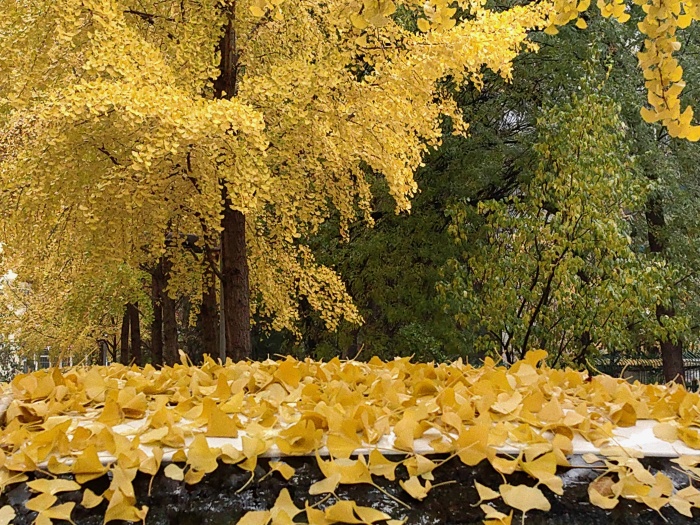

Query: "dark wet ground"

xmin=1 ymin=456 xmax=696 ymax=524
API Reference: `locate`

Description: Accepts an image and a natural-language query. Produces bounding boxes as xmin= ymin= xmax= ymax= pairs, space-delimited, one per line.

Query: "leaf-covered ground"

xmin=0 ymin=350 xmax=699 ymax=524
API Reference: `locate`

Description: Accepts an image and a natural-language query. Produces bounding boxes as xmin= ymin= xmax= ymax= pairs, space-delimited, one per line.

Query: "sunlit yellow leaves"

xmin=73 ymin=445 xmax=109 ymax=483
xmin=140 ymin=427 xmax=169 ymax=445
xmin=309 ymin=472 xmax=341 ymax=495
xmin=417 ymin=18 xmax=431 ymax=32
xmin=206 ymin=404 xmax=239 ymax=438
xmin=588 ymin=476 xmax=618 ymax=509
xmin=117 ymin=388 xmax=147 ymax=419
xmin=164 ymin=464 xmax=185 ymax=481
xmin=26 ymin=492 xmax=57 ymax=512
xmin=400 ymin=476 xmax=431 ymax=500
xmin=455 ymin=421 xmax=491 ymax=466
xmin=317 ymin=455 xmax=372 ymax=485
xmin=268 ymin=461 xmax=295 ymax=480
xmin=81 ymin=488 xmax=104 ymax=509
xmin=499 ymin=484 xmax=551 ymax=514
xmin=538 ymin=397 xmax=564 ymax=423
xmin=83 ymin=368 xmax=107 ymax=401
xmin=237 ymin=510 xmax=271 ymax=525
xmin=187 ymin=435 xmax=220 ymax=474
xmin=678 ymin=426 xmax=700 ymax=448
xmin=546 ymin=0 xmax=699 ymax=138
xmin=323 ymin=500 xmax=391 ymax=524
xmin=491 ymin=391 xmax=523 ymax=415
xmin=27 ymin=478 xmax=81 ymax=495
xmin=271 ymin=488 xmax=302 ymax=523
xmin=368 ymin=450 xmax=398 ymax=481
xmin=104 ymin=488 xmax=148 ymax=523
xmin=4 ymin=353 xmax=700 ymax=525
xmin=481 ymin=504 xmax=513 ymax=525
xmin=474 ymin=481 xmax=500 ymax=504
xmin=0 ymin=505 xmax=15 ymax=525
xmin=39 ymin=502 xmax=76 ymax=523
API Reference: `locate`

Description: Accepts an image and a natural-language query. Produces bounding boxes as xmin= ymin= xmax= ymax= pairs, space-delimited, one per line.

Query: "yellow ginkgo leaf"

xmin=417 ymin=18 xmax=430 ymax=32
xmin=368 ymin=450 xmax=398 ymax=481
xmin=474 ymin=481 xmax=500 ymax=503
xmin=354 ymin=504 xmax=391 ymax=524
xmin=491 ymin=391 xmax=523 ymax=415
xmin=481 ymin=504 xmax=513 ymax=524
xmin=499 ymin=484 xmax=550 ymax=513
xmin=104 ymin=489 xmax=148 ymax=523
xmin=164 ymin=464 xmax=185 ymax=481
xmin=271 ymin=488 xmax=302 ymax=520
xmin=404 ymin=454 xmax=437 ymax=478
xmin=324 ymin=500 xmax=363 ymax=524
xmin=139 ymin=427 xmax=169 ymax=444
xmin=206 ymin=405 xmax=239 ymax=438
xmin=81 ymin=488 xmax=104 ymax=509
xmin=317 ymin=456 xmax=372 ymax=485
xmin=305 ymin=502 xmax=333 ymax=525
xmin=588 ymin=484 xmax=619 ymax=510
xmin=268 ymin=461 xmax=295 ymax=481
xmin=25 ymin=492 xmax=57 ymax=512
xmin=400 ymin=476 xmax=431 ymax=500
xmin=40 ymin=502 xmax=76 ymax=523
xmin=669 ymin=495 xmax=694 ymax=518
xmin=72 ymin=445 xmax=109 ymax=484
xmin=326 ymin=433 xmax=362 ymax=459
xmin=27 ymin=478 xmax=81 ymax=494
xmin=309 ymin=473 xmax=341 ymax=495
xmin=0 ymin=505 xmax=15 ymax=525
xmin=187 ymin=435 xmax=219 ymax=474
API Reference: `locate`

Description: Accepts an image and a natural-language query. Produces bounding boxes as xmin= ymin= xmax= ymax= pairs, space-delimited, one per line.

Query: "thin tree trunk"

xmin=151 ymin=261 xmax=164 ymax=367
xmin=200 ymin=272 xmax=219 ymax=362
xmin=162 ymin=259 xmax=179 ymax=366
xmin=221 ymin=207 xmax=251 ymax=361
xmin=646 ymin=194 xmax=684 ymax=383
xmin=128 ymin=302 xmax=142 ymax=367
xmin=120 ymin=309 xmax=130 ymax=365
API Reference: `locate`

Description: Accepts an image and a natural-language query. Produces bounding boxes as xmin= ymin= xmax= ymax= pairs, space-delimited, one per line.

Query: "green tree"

xmin=440 ymin=86 xmax=670 ymax=366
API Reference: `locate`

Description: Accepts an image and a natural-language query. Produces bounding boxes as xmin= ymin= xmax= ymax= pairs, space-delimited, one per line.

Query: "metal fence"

xmin=594 ymin=352 xmax=700 ymax=391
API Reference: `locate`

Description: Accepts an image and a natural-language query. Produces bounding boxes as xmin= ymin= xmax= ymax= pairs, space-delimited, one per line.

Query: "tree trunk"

xmin=162 ymin=259 xmax=179 ymax=366
xmin=200 ymin=272 xmax=219 ymax=363
xmin=151 ymin=262 xmax=164 ymax=367
xmin=120 ymin=309 xmax=130 ymax=365
xmin=215 ymin=9 xmax=251 ymax=362
xmin=646 ymin=194 xmax=684 ymax=383
xmin=221 ymin=206 xmax=251 ymax=361
xmin=128 ymin=302 xmax=142 ymax=367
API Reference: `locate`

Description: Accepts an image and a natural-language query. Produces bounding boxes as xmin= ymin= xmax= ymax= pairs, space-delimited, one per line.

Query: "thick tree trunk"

xmin=128 ymin=302 xmax=142 ymax=367
xmin=120 ymin=309 xmax=130 ymax=365
xmin=162 ymin=259 xmax=179 ymax=366
xmin=200 ymin=272 xmax=219 ymax=362
xmin=646 ymin=194 xmax=684 ymax=383
xmin=214 ymin=10 xmax=251 ymax=362
xmin=221 ymin=206 xmax=251 ymax=361
xmin=151 ymin=262 xmax=164 ymax=367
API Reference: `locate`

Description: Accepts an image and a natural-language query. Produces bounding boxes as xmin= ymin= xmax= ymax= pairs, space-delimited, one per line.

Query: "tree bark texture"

xmin=646 ymin=194 xmax=684 ymax=383
xmin=199 ymin=273 xmax=219 ymax=363
xmin=120 ymin=309 xmax=130 ymax=366
xmin=162 ymin=259 xmax=179 ymax=366
xmin=150 ymin=262 xmax=164 ymax=367
xmin=215 ymin=8 xmax=251 ymax=361
xmin=221 ymin=206 xmax=251 ymax=361
xmin=128 ymin=302 xmax=142 ymax=367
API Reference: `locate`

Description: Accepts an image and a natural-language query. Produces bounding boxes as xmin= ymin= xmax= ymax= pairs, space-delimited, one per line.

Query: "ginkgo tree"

xmin=0 ymin=0 xmax=698 ymax=360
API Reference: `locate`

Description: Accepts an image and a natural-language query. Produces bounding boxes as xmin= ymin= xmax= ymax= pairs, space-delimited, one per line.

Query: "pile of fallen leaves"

xmin=0 ymin=350 xmax=699 ymax=524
